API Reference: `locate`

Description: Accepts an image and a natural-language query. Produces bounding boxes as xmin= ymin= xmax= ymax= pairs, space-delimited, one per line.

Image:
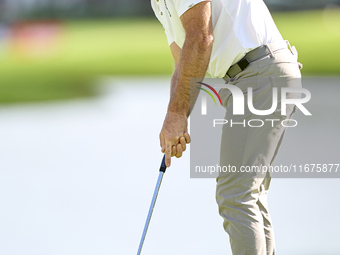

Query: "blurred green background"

xmin=0 ymin=1 xmax=340 ymax=104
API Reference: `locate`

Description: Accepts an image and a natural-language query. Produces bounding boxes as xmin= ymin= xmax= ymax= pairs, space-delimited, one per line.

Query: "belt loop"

xmin=223 ymin=76 xmax=230 ymax=83
xmin=286 ymin=40 xmax=294 ymax=54
xmin=266 ymin=44 xmax=275 ymax=59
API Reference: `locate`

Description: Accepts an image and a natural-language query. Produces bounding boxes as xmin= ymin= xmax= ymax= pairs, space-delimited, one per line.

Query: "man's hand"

xmin=160 ymin=111 xmax=190 ymax=167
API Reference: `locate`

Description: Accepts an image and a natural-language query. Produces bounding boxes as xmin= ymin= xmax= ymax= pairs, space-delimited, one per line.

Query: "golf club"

xmin=137 ymin=155 xmax=167 ymax=255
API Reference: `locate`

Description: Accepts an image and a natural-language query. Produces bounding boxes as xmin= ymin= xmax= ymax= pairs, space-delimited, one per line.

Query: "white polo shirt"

xmin=151 ymin=0 xmax=283 ymax=78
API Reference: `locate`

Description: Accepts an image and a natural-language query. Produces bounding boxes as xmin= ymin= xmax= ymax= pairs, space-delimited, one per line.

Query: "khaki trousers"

xmin=216 ymin=41 xmax=302 ymax=255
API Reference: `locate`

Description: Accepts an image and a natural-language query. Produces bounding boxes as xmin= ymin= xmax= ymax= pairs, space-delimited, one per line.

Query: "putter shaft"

xmin=137 ymin=156 xmax=167 ymax=255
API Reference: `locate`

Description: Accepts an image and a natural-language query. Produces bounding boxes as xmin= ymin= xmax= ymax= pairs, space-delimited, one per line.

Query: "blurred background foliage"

xmin=0 ymin=0 xmax=339 ymax=104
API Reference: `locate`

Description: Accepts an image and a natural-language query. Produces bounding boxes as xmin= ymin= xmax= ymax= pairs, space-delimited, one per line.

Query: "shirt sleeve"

xmin=173 ymin=0 xmax=211 ymax=18
xmin=165 ymin=28 xmax=175 ymax=46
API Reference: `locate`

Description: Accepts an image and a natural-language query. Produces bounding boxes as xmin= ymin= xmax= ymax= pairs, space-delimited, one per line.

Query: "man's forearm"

xmin=168 ymin=35 xmax=213 ymax=116
xmin=170 ymin=67 xmax=178 ymax=102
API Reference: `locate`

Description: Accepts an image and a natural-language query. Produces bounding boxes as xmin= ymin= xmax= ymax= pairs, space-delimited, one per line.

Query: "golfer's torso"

xmin=151 ymin=0 xmax=283 ymax=78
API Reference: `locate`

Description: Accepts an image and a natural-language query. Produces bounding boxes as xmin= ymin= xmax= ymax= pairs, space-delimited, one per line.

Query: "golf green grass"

xmin=0 ymin=8 xmax=339 ymax=104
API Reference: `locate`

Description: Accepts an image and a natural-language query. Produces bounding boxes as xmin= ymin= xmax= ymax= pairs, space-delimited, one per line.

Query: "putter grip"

xmin=159 ymin=155 xmax=167 ymax=173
